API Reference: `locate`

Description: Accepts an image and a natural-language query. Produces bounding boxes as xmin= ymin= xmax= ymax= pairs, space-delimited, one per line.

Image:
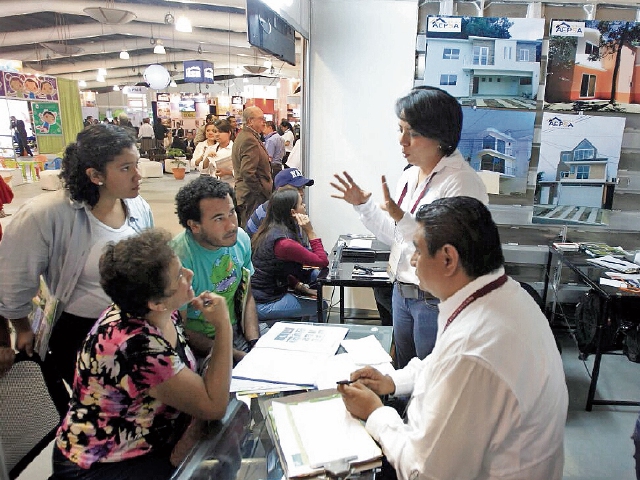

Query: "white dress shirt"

xmin=354 ymin=150 xmax=488 ymax=284
xmin=366 ymin=269 xmax=568 ymax=480
xmin=138 ymin=123 xmax=154 ymax=138
xmin=282 ymin=129 xmax=295 ymax=153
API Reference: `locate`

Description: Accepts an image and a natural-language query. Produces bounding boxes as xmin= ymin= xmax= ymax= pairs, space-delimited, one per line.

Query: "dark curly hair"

xmin=395 ymin=86 xmax=462 ymax=157
xmin=60 ymin=124 xmax=136 ymax=207
xmin=99 ymin=229 xmax=176 ymax=317
xmin=175 ymin=176 xmax=236 ymax=230
xmin=252 ymin=188 xmax=301 ymax=251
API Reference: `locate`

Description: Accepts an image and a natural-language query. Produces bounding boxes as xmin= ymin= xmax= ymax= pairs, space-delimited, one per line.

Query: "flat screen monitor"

xmin=246 ymin=0 xmax=296 ymax=66
xmin=178 ymin=100 xmax=195 ymax=112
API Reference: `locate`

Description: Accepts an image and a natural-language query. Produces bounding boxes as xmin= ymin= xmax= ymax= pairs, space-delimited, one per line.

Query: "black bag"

xmin=574 ymin=290 xmax=622 ymax=358
xmin=620 ymin=321 xmax=640 ymax=363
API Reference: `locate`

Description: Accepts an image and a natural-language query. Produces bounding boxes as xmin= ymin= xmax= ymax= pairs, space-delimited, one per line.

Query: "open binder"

xmin=261 ymin=389 xmax=382 ymax=478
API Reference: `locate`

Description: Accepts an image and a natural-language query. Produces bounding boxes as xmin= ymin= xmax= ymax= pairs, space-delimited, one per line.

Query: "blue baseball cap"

xmin=274 ymin=168 xmax=314 ymax=189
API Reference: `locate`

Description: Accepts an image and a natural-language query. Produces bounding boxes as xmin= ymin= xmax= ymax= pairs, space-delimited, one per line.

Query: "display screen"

xmin=246 ymin=0 xmax=296 ymax=66
xmin=178 ymin=100 xmax=195 ymax=112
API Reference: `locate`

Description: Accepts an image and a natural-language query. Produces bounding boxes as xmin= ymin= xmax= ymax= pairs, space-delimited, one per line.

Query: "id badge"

xmin=387 ymin=240 xmax=402 ymax=282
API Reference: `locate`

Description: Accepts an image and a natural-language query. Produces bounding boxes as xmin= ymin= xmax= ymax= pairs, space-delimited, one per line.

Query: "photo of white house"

xmin=458 ymin=107 xmax=536 ymax=199
xmin=534 ymin=112 xmax=626 ymax=225
xmin=415 ymin=16 xmax=544 ymax=110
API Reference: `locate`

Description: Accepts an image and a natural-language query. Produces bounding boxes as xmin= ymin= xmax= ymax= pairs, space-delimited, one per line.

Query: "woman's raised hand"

xmin=191 ymin=291 xmax=230 ymax=331
xmin=380 ymin=175 xmax=405 ymax=222
xmin=330 ymin=172 xmax=371 ymax=206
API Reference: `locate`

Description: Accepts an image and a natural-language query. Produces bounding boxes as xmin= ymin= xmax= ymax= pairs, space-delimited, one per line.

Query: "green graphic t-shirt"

xmin=170 ymin=228 xmax=254 ymax=338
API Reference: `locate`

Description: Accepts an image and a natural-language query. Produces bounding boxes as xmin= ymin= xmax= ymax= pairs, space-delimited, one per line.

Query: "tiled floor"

xmin=4 ymin=172 xmax=640 ymax=479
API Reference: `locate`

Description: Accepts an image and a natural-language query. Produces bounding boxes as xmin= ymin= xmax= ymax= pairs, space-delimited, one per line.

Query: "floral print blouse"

xmin=56 ymin=307 xmax=197 ymax=469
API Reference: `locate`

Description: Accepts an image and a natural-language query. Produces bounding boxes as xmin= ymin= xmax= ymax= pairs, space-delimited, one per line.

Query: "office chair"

xmin=0 ymin=352 xmax=69 ymax=479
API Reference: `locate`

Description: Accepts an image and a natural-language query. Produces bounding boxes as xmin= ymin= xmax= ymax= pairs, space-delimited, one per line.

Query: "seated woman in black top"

xmin=250 ymin=189 xmax=329 ymax=321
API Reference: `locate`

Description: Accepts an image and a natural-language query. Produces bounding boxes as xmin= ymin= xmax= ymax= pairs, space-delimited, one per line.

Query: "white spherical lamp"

xmin=144 ymin=64 xmax=171 ymax=90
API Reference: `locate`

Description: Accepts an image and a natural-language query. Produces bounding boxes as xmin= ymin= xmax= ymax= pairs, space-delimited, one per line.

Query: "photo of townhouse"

xmin=545 ymin=20 xmax=640 ymax=113
xmin=415 ymin=16 xmax=544 ymax=110
xmin=458 ymin=107 xmax=536 ymax=201
xmin=534 ymin=113 xmax=626 ymax=226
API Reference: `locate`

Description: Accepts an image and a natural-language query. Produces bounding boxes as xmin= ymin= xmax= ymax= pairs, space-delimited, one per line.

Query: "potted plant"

xmin=166 ymin=148 xmax=187 ymax=179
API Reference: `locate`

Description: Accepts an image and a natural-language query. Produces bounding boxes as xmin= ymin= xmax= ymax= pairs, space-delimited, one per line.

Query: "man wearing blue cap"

xmin=245 ymin=168 xmax=314 ymax=237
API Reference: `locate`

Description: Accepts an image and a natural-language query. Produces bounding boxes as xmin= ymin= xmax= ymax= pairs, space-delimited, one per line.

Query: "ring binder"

xmin=311 ymin=455 xmax=357 ymax=478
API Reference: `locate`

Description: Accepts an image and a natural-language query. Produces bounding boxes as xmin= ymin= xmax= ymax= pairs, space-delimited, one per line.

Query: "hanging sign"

xmin=183 ymin=60 xmax=214 ymax=84
xmin=124 ymin=85 xmax=148 ymax=95
xmin=1 ymin=72 xmax=59 ymax=100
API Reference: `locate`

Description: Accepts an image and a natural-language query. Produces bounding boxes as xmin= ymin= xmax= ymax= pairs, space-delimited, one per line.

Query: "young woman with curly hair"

xmin=0 ymin=124 xmax=154 ymax=389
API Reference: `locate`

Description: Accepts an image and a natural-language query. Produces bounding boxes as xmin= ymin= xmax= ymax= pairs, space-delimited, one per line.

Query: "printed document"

xmin=232 ymin=323 xmax=349 ymax=386
xmin=270 ymin=392 xmax=382 ymax=478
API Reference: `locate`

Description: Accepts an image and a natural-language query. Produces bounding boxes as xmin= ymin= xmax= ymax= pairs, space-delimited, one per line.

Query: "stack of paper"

xmin=232 ymin=323 xmax=349 ymax=387
xmin=586 ymin=255 xmax=640 ymax=274
xmin=580 ymin=243 xmax=629 ymax=257
xmin=315 ymin=335 xmax=395 ymax=390
xmin=267 ymin=391 xmax=382 ymax=478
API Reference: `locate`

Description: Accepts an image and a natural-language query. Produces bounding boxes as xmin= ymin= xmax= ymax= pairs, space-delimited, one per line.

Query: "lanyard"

xmin=443 ymin=274 xmax=508 ymax=333
xmin=397 ymin=172 xmax=437 ymax=214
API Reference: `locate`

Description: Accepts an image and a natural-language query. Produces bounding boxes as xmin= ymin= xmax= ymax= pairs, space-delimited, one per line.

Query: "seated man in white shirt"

xmin=339 ymin=196 xmax=568 ymax=480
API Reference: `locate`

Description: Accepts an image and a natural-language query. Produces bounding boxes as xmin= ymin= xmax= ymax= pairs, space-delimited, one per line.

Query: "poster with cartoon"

xmin=0 ymin=71 xmax=5 ymax=98
xmin=32 ymin=102 xmax=62 ymax=135
xmin=2 ymin=72 xmax=58 ymax=100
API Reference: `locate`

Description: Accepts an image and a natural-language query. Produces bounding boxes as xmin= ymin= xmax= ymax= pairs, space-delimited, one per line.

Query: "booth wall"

xmin=308 ymin=0 xmax=417 ymax=310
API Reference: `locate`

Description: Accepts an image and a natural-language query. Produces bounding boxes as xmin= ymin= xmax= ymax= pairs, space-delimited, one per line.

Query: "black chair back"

xmin=0 ymin=352 xmax=68 ymax=479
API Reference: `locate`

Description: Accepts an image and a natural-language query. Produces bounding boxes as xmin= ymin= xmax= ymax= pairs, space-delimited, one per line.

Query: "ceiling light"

xmin=263 ymin=59 xmax=272 ymax=69
xmin=170 ymin=79 xmax=178 ymax=88
xmin=119 ymin=50 xmax=129 ymax=60
xmin=154 ymin=40 xmax=166 ymax=55
xmin=98 ymin=68 xmax=107 ymax=76
xmin=84 ymin=7 xmax=136 ymax=24
xmin=78 ymin=80 xmax=87 ymax=87
xmin=96 ymin=74 xmax=106 ymax=82
xmin=175 ymin=15 xmax=192 ymax=33
xmin=234 ymin=67 xmax=243 ymax=77
xmin=244 ymin=65 xmax=267 ymax=74
xmin=113 ymin=85 xmax=120 ymax=91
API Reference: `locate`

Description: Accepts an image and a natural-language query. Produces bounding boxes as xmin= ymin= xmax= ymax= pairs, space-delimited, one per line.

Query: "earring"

xmin=98 ymin=181 xmax=104 ymax=186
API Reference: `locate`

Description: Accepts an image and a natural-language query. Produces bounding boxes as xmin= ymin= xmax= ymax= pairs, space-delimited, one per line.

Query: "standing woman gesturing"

xmin=331 ymin=86 xmax=488 ymax=368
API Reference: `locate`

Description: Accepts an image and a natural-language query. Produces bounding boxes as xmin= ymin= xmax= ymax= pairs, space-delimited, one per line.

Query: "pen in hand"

xmin=336 ymin=379 xmax=356 ymax=385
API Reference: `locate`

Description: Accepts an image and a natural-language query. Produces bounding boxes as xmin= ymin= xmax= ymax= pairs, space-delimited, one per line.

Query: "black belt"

xmin=396 ymin=281 xmax=435 ymax=300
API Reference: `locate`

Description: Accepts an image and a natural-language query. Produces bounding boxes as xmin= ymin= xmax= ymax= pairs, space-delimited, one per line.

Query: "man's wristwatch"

xmin=247 ymin=338 xmax=259 ymax=351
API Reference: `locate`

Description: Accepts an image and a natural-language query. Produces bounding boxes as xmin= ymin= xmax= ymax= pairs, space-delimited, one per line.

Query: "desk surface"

xmin=551 ymin=247 xmax=640 ymax=300
xmin=318 ymin=236 xmax=392 ymax=287
xmin=173 ymin=322 xmax=393 ymax=480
